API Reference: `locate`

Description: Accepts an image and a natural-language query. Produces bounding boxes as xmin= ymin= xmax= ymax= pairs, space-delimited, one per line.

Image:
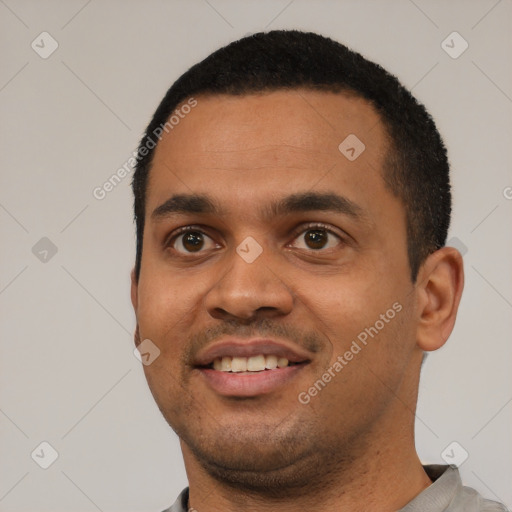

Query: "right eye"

xmin=169 ymin=229 xmax=219 ymax=254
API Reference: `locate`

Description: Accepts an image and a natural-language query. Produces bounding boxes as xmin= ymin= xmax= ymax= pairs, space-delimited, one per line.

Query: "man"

xmin=130 ymin=30 xmax=506 ymax=511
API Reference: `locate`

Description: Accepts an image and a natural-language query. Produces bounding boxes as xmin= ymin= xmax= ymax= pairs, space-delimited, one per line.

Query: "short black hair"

xmin=132 ymin=30 xmax=451 ymax=282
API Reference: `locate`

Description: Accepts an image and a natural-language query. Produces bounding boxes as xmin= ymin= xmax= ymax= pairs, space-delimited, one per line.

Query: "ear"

xmin=131 ymin=268 xmax=141 ymax=347
xmin=415 ymin=246 xmax=464 ymax=352
xmin=131 ymin=268 xmax=138 ymax=311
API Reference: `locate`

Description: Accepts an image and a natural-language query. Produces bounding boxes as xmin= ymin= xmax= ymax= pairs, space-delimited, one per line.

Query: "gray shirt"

xmin=162 ymin=465 xmax=507 ymax=512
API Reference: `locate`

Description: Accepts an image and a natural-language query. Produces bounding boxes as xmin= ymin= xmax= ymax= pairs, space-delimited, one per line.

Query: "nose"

xmin=204 ymin=244 xmax=294 ymax=322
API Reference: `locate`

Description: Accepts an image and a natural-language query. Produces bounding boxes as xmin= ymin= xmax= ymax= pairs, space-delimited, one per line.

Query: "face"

xmin=131 ymin=90 xmax=423 ymax=489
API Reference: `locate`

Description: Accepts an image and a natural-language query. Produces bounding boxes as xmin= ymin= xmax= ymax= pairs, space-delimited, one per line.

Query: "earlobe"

xmin=415 ymin=247 xmax=464 ymax=352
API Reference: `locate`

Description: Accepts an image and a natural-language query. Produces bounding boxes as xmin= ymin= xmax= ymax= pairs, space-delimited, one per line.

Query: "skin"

xmin=131 ymin=90 xmax=464 ymax=512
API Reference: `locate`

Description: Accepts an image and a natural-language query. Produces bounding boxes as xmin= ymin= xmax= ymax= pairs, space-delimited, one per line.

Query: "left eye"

xmin=171 ymin=230 xmax=218 ymax=253
xmin=290 ymin=228 xmax=341 ymax=250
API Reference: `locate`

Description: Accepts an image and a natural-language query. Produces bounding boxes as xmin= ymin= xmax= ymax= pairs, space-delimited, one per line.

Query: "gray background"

xmin=1 ymin=0 xmax=511 ymax=510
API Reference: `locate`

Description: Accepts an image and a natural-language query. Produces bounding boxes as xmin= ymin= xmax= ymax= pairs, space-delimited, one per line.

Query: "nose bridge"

xmin=204 ymin=238 xmax=293 ymax=320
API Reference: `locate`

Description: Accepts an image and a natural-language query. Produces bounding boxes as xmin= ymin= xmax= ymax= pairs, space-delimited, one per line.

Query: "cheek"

xmin=301 ymin=288 xmax=414 ymax=428
xmin=294 ymin=264 xmax=412 ymax=387
xmin=294 ymin=268 xmax=395 ymax=338
xmin=136 ymin=272 xmax=201 ymax=345
xmin=136 ymin=274 xmax=202 ymax=408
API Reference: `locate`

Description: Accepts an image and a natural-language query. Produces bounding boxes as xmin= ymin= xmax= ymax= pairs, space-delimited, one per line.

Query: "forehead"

xmin=147 ymin=90 xmax=391 ymax=214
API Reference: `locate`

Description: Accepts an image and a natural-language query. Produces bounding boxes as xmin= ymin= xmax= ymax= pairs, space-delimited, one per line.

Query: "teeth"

xmin=211 ymin=354 xmax=291 ymax=372
xmin=221 ymin=356 xmax=232 ymax=371
xmin=231 ymin=357 xmax=247 ymax=372
xmin=265 ymin=354 xmax=278 ymax=369
xmin=277 ymin=357 xmax=289 ymax=368
xmin=247 ymin=355 xmax=266 ymax=372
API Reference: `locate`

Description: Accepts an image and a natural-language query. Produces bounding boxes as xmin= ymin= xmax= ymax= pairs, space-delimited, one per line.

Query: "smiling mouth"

xmin=200 ymin=355 xmax=306 ymax=373
xmin=196 ymin=353 xmax=310 ymax=397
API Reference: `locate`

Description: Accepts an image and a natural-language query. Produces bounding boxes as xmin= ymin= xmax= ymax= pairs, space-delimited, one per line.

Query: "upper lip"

xmin=194 ymin=338 xmax=313 ymax=367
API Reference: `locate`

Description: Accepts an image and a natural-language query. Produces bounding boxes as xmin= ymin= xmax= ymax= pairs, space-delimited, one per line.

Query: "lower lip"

xmin=196 ymin=364 xmax=307 ymax=397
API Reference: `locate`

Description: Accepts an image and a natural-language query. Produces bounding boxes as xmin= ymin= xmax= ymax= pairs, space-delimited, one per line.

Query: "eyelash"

xmin=289 ymin=222 xmax=345 ymax=249
xmin=164 ymin=224 xmax=214 ymax=246
xmin=165 ymin=222 xmax=346 ymax=255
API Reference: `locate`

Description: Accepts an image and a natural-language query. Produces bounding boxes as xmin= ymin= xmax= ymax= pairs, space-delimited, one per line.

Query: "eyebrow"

xmin=151 ymin=192 xmax=365 ymax=221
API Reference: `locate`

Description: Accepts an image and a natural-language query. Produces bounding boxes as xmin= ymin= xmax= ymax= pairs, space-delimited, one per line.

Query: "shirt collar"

xmin=165 ymin=464 xmax=460 ymax=512
xmin=398 ymin=465 xmax=461 ymax=511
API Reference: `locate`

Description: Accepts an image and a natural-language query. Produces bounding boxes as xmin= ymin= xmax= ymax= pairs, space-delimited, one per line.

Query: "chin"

xmin=191 ymin=441 xmax=322 ymax=494
xmin=178 ymin=419 xmax=336 ymax=494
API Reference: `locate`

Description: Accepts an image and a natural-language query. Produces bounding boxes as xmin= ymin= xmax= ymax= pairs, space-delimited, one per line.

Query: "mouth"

xmin=196 ymin=354 xmax=311 ymax=398
xmin=193 ymin=340 xmax=312 ymax=397
xmin=199 ymin=354 xmax=305 ymax=373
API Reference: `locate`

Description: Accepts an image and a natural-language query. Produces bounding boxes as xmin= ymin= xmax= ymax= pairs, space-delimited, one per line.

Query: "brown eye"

xmin=182 ymin=232 xmax=204 ymax=252
xmin=172 ymin=230 xmax=217 ymax=254
xmin=304 ymin=229 xmax=328 ymax=249
xmin=290 ymin=226 xmax=342 ymax=251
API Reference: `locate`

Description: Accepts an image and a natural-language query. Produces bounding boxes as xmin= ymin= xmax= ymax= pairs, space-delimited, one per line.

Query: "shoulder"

xmin=160 ymin=487 xmax=189 ymax=512
xmin=453 ymin=484 xmax=508 ymax=512
xmin=423 ymin=465 xmax=508 ymax=512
